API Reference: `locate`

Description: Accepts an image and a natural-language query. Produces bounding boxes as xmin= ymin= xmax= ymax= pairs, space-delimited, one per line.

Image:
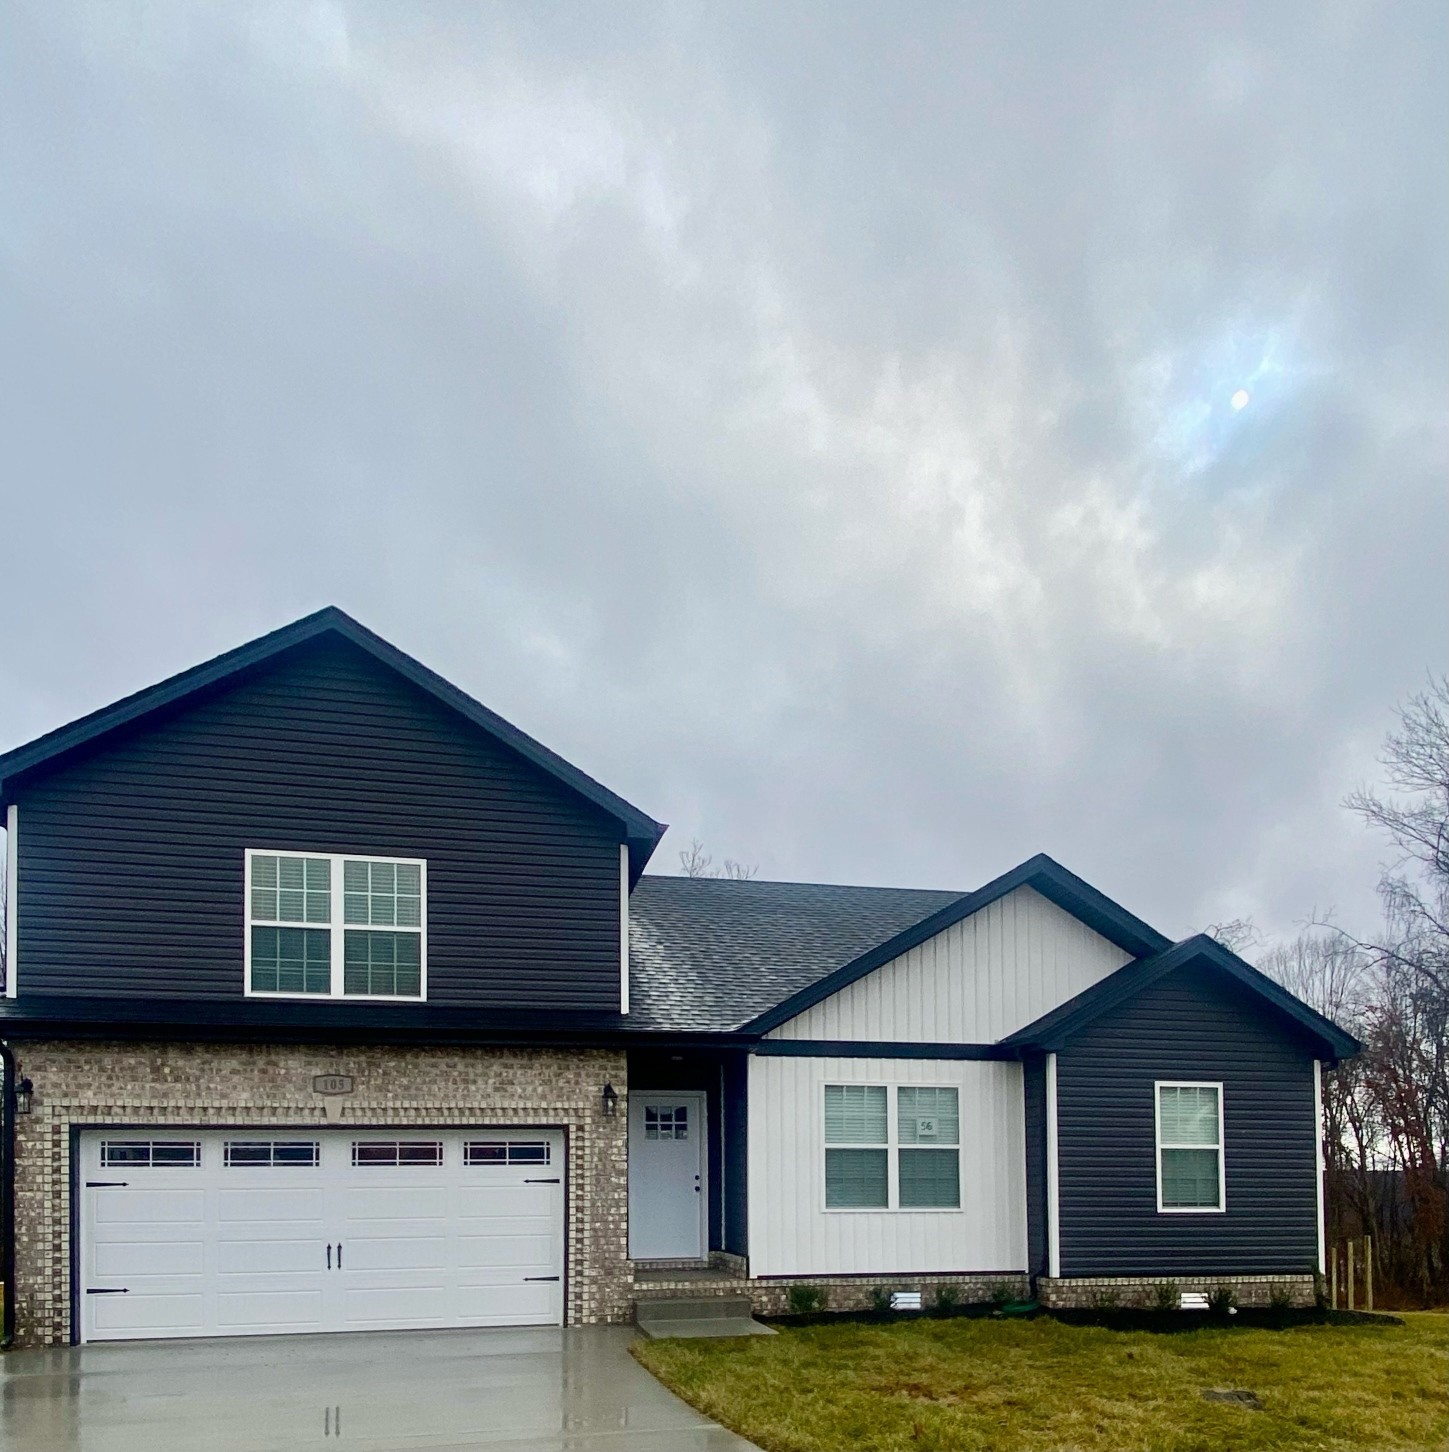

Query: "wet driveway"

xmin=0 ymin=1325 xmax=761 ymax=1451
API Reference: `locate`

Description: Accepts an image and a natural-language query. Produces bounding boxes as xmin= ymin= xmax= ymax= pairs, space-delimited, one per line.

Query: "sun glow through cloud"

xmin=1231 ymin=389 xmax=1251 ymax=410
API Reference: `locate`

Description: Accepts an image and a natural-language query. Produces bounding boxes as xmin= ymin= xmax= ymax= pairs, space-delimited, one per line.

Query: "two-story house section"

xmin=0 ymin=608 xmax=1359 ymax=1347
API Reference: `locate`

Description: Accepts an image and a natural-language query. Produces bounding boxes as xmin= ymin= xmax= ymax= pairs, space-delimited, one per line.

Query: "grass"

xmin=634 ymin=1311 xmax=1448 ymax=1451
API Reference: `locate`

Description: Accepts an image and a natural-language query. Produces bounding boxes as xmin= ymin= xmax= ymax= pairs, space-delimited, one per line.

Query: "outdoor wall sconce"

xmin=601 ymin=1082 xmax=619 ymax=1118
xmin=14 ymin=1076 xmax=34 ymax=1115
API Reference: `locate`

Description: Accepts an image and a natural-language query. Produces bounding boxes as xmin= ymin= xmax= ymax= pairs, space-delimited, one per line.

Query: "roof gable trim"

xmin=1001 ymin=933 xmax=1362 ymax=1062
xmin=0 ymin=607 xmax=666 ymax=874
xmin=740 ymin=853 xmax=1172 ymax=1035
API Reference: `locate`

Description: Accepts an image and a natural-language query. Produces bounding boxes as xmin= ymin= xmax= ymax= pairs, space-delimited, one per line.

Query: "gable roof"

xmin=1001 ymin=932 xmax=1362 ymax=1063
xmin=0 ymin=607 xmax=667 ymax=878
xmin=627 ymin=875 xmax=963 ymax=1032
xmin=737 ymin=853 xmax=1173 ymax=1035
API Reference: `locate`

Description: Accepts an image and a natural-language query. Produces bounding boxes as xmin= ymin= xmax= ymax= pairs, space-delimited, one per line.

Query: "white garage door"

xmin=78 ymin=1128 xmax=564 ymax=1342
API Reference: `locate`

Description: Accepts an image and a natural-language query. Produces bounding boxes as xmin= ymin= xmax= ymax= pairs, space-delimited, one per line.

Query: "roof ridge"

xmin=637 ymin=874 xmax=965 ymax=895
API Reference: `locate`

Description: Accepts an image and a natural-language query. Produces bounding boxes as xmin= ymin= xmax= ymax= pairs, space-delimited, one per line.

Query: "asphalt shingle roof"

xmin=627 ymin=874 xmax=964 ymax=1033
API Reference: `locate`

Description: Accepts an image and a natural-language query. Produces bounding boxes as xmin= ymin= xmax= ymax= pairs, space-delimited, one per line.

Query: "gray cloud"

xmin=2 ymin=1 xmax=1444 ymax=945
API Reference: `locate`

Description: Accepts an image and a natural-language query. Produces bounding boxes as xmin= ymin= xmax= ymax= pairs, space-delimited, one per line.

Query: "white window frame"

xmin=821 ymin=1082 xmax=963 ymax=1214
xmin=1154 ymin=1079 xmax=1226 ymax=1214
xmin=243 ymin=849 xmax=428 ymax=1002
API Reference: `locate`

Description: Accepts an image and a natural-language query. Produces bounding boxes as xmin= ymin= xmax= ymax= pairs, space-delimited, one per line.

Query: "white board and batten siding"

xmin=767 ymin=885 xmax=1133 ymax=1043
xmin=747 ymin=1056 xmax=1027 ymax=1278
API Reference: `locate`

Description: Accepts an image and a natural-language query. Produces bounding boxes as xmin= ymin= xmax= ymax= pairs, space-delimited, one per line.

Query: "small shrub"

xmin=868 ymin=1286 xmax=894 ymax=1314
xmin=1088 ymin=1288 xmax=1121 ymax=1311
xmin=932 ymin=1283 xmax=962 ymax=1313
xmin=1313 ymin=1270 xmax=1330 ymax=1310
xmin=1267 ymin=1282 xmax=1295 ymax=1312
xmin=1152 ymin=1280 xmax=1181 ymax=1311
xmin=787 ymin=1285 xmax=828 ymax=1315
xmin=987 ymin=1280 xmax=1015 ymax=1308
xmin=1206 ymin=1283 xmax=1238 ymax=1314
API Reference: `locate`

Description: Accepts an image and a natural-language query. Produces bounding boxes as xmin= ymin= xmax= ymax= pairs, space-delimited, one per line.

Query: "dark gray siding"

xmin=1057 ymin=965 xmax=1320 ymax=1276
xmin=1022 ymin=1052 xmax=1048 ymax=1277
xmin=722 ymin=1053 xmax=748 ymax=1256
xmin=15 ymin=637 xmax=626 ymax=1011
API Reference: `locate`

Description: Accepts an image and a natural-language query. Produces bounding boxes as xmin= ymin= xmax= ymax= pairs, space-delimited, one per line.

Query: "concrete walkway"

xmin=0 ymin=1325 xmax=763 ymax=1451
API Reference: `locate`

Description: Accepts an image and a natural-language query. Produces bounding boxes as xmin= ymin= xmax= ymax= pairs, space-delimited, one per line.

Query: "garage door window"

xmin=101 ymin=1140 xmax=201 ymax=1168
xmin=464 ymin=1141 xmax=551 ymax=1165
xmin=351 ymin=1140 xmax=443 ymax=1166
xmin=224 ymin=1141 xmax=321 ymax=1167
xmin=246 ymin=851 xmax=427 ymax=1001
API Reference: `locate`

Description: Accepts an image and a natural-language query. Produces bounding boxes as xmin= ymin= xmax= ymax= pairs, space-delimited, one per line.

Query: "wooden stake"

xmin=1347 ymin=1238 xmax=1355 ymax=1311
xmin=1365 ymin=1235 xmax=1373 ymax=1312
xmin=1330 ymin=1245 xmax=1338 ymax=1309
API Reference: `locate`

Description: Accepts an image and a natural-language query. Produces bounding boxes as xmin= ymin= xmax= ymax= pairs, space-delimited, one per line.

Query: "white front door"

xmin=78 ymin=1128 xmax=564 ymax=1341
xmin=628 ymin=1091 xmax=706 ymax=1260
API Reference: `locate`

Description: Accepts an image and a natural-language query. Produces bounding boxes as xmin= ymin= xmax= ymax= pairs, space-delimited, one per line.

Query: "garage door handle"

xmin=86 ymin=1288 xmax=129 ymax=1295
xmin=524 ymin=1177 xmax=560 ymax=1183
xmin=86 ymin=1181 xmax=129 ymax=1188
xmin=327 ymin=1244 xmax=331 ymax=1270
xmin=337 ymin=1243 xmax=343 ymax=1269
xmin=523 ymin=1275 xmax=560 ymax=1282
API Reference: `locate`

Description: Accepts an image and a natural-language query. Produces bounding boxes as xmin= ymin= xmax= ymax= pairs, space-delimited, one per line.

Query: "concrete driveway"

xmin=0 ymin=1325 xmax=762 ymax=1451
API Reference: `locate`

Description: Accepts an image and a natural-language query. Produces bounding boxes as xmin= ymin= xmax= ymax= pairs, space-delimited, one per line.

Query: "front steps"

xmin=633 ymin=1295 xmax=777 ymax=1340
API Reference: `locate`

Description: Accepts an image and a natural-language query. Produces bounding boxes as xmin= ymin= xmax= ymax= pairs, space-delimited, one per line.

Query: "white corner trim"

xmin=619 ymin=843 xmax=630 ymax=1015
xmin=1314 ymin=1060 xmax=1326 ymax=1274
xmin=4 ymin=804 xmax=16 ymax=998
xmin=1045 ymin=1051 xmax=1060 ymax=1277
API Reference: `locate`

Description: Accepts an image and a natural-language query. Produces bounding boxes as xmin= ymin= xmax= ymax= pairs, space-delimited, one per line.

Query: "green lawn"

xmin=634 ymin=1312 xmax=1448 ymax=1452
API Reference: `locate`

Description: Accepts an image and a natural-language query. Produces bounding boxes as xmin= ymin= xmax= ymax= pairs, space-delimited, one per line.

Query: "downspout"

xmin=1 ymin=1039 xmax=16 ymax=1348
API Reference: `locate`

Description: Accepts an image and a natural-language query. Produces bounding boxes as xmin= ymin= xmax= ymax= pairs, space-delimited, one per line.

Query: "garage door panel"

xmin=80 ymin=1128 xmax=565 ymax=1342
xmin=456 ymin=1232 xmax=555 ymax=1268
xmin=93 ymin=1189 xmax=205 ymax=1224
xmin=94 ymin=1239 xmax=206 ymax=1278
xmin=217 ymin=1289 xmax=326 ymax=1329
xmin=216 ymin=1238 xmax=326 ymax=1275
xmin=92 ymin=1292 xmax=205 ymax=1335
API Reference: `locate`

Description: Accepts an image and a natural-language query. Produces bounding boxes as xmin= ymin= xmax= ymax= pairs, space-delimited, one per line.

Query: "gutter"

xmin=0 ymin=1039 xmax=16 ymax=1348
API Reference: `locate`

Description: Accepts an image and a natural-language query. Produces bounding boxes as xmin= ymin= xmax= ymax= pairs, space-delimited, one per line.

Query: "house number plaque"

xmin=313 ymin=1074 xmax=355 ymax=1095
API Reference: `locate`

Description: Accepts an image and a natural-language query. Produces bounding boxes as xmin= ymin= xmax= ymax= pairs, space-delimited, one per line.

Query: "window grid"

xmin=101 ymin=1140 xmax=201 ymax=1168
xmin=463 ymin=1141 xmax=551 ymax=1166
xmin=644 ymin=1105 xmax=689 ymax=1141
xmin=1155 ymin=1081 xmax=1225 ymax=1213
xmin=224 ymin=1140 xmax=321 ymax=1168
xmin=823 ymin=1085 xmax=961 ymax=1212
xmin=245 ymin=851 xmax=426 ymax=1002
xmin=351 ymin=1140 xmax=443 ymax=1167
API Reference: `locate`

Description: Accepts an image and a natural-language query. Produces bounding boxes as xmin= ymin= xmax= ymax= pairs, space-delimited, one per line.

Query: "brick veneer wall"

xmin=1036 ymin=1273 xmax=1317 ymax=1309
xmin=8 ymin=1040 xmax=630 ymax=1346
xmin=633 ymin=1273 xmax=1032 ymax=1314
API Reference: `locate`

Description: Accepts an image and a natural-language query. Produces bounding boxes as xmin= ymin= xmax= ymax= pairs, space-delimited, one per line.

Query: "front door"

xmin=628 ymin=1092 xmax=706 ymax=1260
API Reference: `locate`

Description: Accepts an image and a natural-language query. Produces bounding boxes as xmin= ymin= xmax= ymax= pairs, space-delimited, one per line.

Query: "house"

xmin=0 ymin=608 xmax=1358 ymax=1347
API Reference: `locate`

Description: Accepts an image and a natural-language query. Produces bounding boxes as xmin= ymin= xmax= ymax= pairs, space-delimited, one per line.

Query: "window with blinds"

xmin=246 ymin=851 xmax=426 ymax=1000
xmin=823 ymin=1084 xmax=961 ymax=1211
xmin=1155 ymin=1082 xmax=1224 ymax=1211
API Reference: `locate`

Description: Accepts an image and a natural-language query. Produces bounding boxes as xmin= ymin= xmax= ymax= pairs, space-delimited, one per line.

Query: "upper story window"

xmin=1155 ymin=1081 xmax=1225 ymax=1212
xmin=246 ymin=850 xmax=426 ymax=1000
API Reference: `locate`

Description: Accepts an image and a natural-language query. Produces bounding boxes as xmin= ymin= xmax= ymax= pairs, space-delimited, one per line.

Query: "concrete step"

xmin=633 ymin=1295 xmax=754 ymax=1322
xmin=636 ymin=1315 xmax=777 ymax=1340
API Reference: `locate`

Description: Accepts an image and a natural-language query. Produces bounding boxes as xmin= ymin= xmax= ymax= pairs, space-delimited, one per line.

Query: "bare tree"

xmin=678 ymin=838 xmax=758 ymax=881
xmin=1206 ymin=917 xmax=1263 ymax=957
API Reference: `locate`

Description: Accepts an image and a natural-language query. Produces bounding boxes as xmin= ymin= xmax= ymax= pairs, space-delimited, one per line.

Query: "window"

xmin=824 ymin=1084 xmax=962 ymax=1211
xmin=643 ymin=1105 xmax=690 ymax=1141
xmin=101 ymin=1140 xmax=201 ymax=1168
xmin=897 ymin=1086 xmax=961 ymax=1208
xmin=824 ymin=1085 xmax=889 ymax=1208
xmin=351 ymin=1140 xmax=443 ymax=1166
xmin=464 ymin=1140 xmax=551 ymax=1166
xmin=224 ymin=1140 xmax=321 ymax=1168
xmin=1156 ymin=1082 xmax=1225 ymax=1212
xmin=246 ymin=851 xmax=426 ymax=1000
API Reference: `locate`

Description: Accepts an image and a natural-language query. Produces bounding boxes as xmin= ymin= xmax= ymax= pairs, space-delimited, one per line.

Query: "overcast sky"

xmin=2 ymin=2 xmax=1445 ymax=947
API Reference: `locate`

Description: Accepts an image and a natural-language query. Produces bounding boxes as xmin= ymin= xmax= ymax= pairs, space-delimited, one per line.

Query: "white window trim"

xmin=243 ymin=849 xmax=428 ymax=1002
xmin=820 ymin=1081 xmax=963 ymax=1214
xmin=1154 ymin=1079 xmax=1226 ymax=1214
